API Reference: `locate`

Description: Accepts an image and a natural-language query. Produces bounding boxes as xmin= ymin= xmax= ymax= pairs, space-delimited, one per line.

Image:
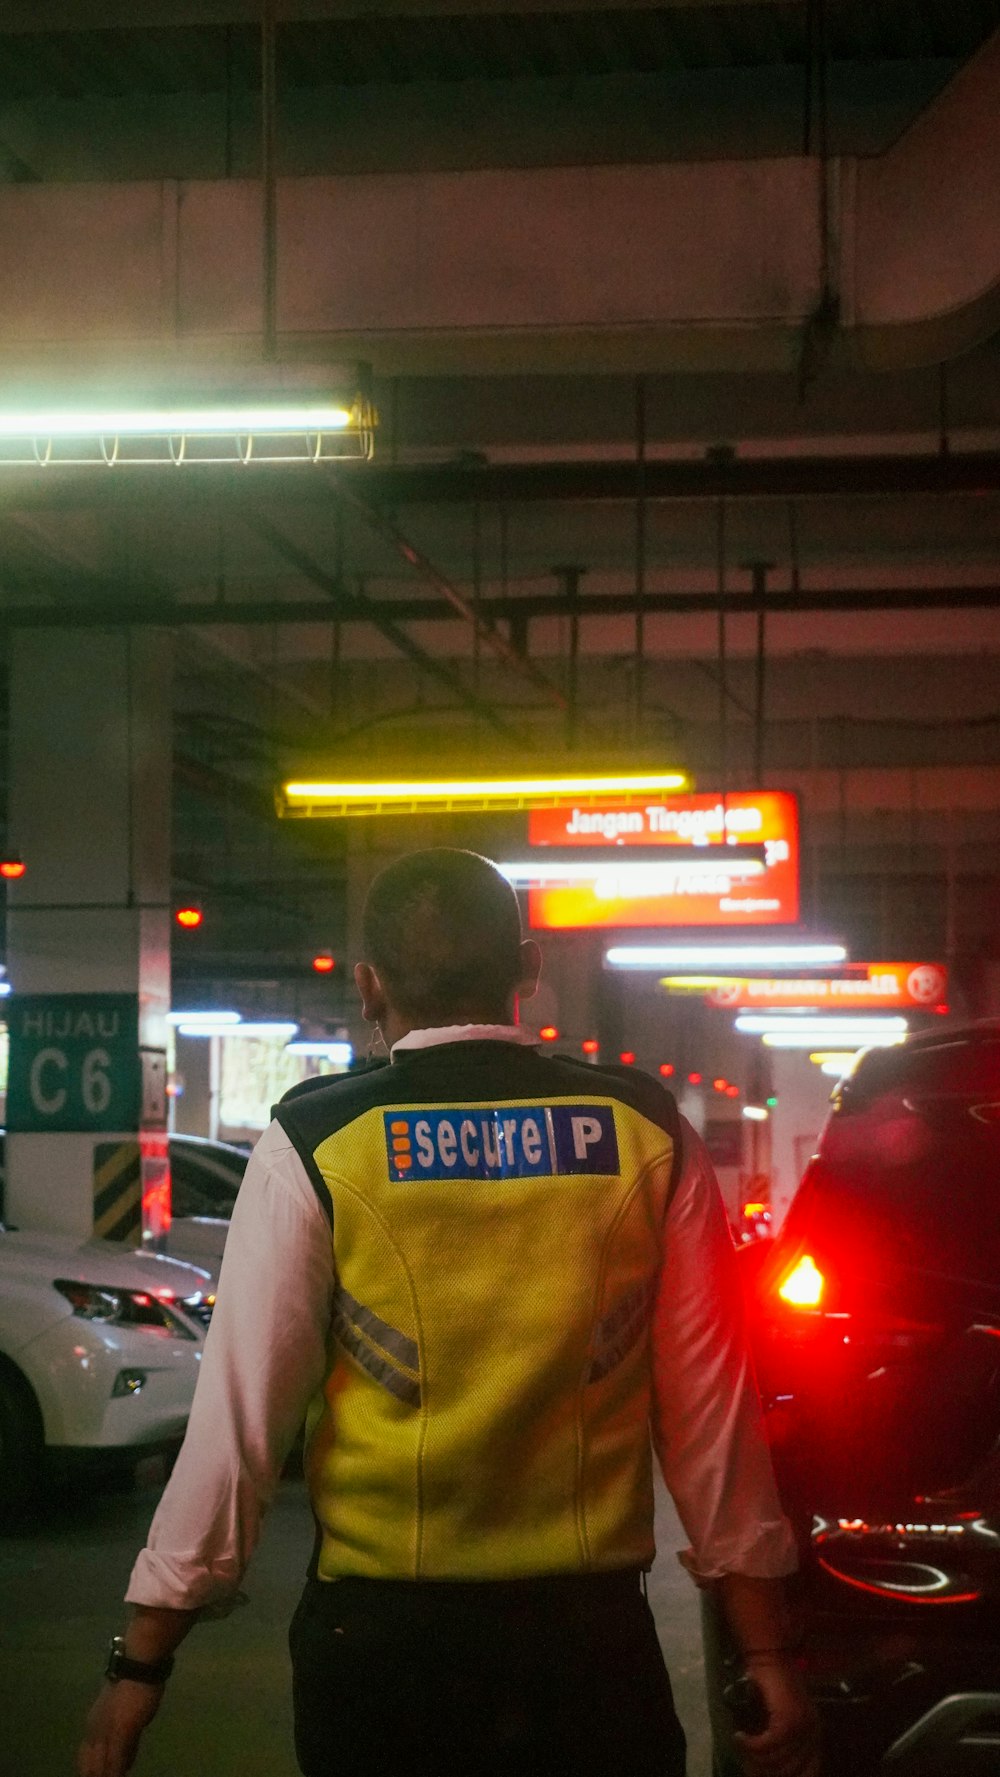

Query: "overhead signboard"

xmin=525 ymin=790 xmax=799 ymax=930
xmin=702 ymin=962 xmax=948 ymax=1011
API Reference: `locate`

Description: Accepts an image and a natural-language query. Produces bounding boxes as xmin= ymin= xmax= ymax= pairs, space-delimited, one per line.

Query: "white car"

xmin=166 ymin=1133 xmax=249 ymax=1279
xmin=0 ymin=1223 xmax=213 ymax=1515
xmin=0 ymin=1130 xmax=248 ymax=1289
xmin=165 ymin=1130 xmax=248 ymax=1286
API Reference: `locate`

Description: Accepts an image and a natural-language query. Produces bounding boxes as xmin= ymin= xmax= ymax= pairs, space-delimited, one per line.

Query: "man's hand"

xmin=735 ymin=1657 xmax=820 ymax=1777
xmin=76 ymin=1679 xmax=165 ymax=1777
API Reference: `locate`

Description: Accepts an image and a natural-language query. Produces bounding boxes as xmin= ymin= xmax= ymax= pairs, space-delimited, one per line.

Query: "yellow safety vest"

xmin=277 ymin=1041 xmax=679 ymax=1582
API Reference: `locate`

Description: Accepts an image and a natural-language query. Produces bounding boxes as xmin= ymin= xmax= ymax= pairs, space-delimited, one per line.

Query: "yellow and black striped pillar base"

xmin=93 ymin=1141 xmax=143 ymax=1244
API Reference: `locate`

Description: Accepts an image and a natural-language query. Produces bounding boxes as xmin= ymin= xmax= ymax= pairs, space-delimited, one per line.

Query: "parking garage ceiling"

xmin=2 ymin=2 xmax=999 ymax=178
xmin=0 ymin=1 xmax=998 ymax=1003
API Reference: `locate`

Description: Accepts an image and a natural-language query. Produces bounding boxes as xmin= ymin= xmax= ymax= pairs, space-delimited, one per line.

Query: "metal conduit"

xmin=260 ymin=0 xmax=278 ymax=362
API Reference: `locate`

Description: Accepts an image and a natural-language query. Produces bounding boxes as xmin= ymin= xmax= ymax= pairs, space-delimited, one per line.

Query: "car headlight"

xmin=179 ymin=1291 xmax=215 ymax=1330
xmin=54 ymin=1279 xmax=197 ymax=1339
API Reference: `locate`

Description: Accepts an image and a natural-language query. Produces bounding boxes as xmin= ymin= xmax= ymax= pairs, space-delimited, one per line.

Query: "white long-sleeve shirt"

xmin=128 ymin=1026 xmax=795 ymax=1609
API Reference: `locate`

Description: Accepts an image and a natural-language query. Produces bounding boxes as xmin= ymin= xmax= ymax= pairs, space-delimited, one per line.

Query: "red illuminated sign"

xmin=526 ymin=791 xmax=798 ymax=930
xmin=705 ymin=962 xmax=947 ymax=1011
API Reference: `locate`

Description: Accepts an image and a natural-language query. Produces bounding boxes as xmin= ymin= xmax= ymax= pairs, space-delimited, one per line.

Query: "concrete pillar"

xmin=4 ymin=629 xmax=173 ymax=1244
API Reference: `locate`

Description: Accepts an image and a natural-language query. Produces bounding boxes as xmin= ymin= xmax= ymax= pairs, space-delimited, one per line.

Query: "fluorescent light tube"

xmin=285 ymin=1041 xmax=354 ymax=1064
xmin=758 ymin=1030 xmax=906 ymax=1051
xmin=0 ymin=405 xmax=352 ymax=437
xmin=177 ymin=1020 xmax=299 ymax=1040
xmin=607 ymin=943 xmax=847 ymax=972
xmin=736 ymin=1014 xmax=908 ymax=1036
xmin=281 ymin=770 xmax=690 ymax=817
xmin=167 ymin=1010 xmax=241 ymax=1026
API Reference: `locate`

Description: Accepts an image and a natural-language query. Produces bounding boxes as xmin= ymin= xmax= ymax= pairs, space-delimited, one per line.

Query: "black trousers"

xmin=289 ymin=1568 xmax=687 ymax=1777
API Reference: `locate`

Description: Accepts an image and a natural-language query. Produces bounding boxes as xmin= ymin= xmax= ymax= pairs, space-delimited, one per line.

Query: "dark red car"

xmin=704 ymin=1022 xmax=1000 ymax=1776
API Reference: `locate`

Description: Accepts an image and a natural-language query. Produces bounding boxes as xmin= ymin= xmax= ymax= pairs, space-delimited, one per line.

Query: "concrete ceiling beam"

xmin=0 ymin=26 xmax=995 ymax=378
xmin=842 ymin=30 xmax=1000 ymax=368
xmin=0 ymin=454 xmax=997 ymax=513
xmin=0 ymin=2 xmax=783 ymax=32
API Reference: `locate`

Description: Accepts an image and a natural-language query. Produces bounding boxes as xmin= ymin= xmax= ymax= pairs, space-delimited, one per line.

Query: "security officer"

xmin=79 ymin=848 xmax=819 ymax=1777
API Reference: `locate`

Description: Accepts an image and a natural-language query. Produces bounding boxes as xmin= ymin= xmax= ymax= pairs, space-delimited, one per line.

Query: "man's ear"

xmin=354 ymin=961 xmax=387 ymax=1024
xmin=516 ymin=939 xmax=542 ymax=1003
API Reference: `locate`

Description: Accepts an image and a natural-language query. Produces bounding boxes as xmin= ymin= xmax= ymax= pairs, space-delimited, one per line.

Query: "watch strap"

xmin=106 ymin=1634 xmax=175 ymax=1686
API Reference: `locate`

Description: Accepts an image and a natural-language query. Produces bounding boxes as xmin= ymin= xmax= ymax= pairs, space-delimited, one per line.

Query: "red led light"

xmin=540 ymin=1026 xmax=559 ymax=1042
xmin=312 ymin=953 xmax=335 ymax=973
xmin=175 ymin=906 xmax=203 ymax=930
xmin=778 ymin=1254 xmax=824 ymax=1307
xmin=726 ymin=1084 xmax=740 ymax=1098
xmin=620 ymin=1051 xmax=636 ymax=1066
xmin=934 ymin=1004 xmax=949 ymax=1015
xmin=582 ymin=1039 xmax=600 ymax=1055
xmin=713 ymin=1077 xmax=728 ymax=1093
xmin=815 ymin=1557 xmax=980 ymax=1605
xmin=688 ymin=1072 xmax=702 ymax=1085
xmin=658 ymin=1063 xmax=675 ymax=1077
xmin=0 ymin=857 xmax=26 ymax=880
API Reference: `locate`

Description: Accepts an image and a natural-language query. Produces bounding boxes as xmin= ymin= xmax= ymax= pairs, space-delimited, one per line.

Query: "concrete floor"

xmin=1 ymin=1466 xmax=712 ymax=1777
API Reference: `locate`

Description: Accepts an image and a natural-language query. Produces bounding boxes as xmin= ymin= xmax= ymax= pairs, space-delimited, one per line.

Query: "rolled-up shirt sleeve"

xmin=126 ymin=1120 xmax=333 ymax=1612
xmin=650 ymin=1119 xmax=797 ymax=1584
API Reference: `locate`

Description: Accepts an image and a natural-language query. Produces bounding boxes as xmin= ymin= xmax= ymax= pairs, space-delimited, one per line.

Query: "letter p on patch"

xmin=571 ymin=1115 xmax=604 ymax=1160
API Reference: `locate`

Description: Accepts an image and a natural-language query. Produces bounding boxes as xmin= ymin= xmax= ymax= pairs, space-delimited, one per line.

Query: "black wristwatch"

xmin=105 ymin=1634 xmax=175 ymax=1686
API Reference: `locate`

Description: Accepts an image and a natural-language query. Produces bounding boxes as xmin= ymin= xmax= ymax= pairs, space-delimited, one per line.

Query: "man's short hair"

xmin=362 ymin=849 xmax=523 ymax=1024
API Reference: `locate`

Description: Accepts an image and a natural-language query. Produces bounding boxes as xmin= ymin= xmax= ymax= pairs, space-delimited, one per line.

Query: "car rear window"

xmin=170 ymin=1142 xmax=247 ymax=1220
xmin=838 ymin=1036 xmax=1000 ymax=1104
xmin=812 ymin=1035 xmax=1000 ymax=1284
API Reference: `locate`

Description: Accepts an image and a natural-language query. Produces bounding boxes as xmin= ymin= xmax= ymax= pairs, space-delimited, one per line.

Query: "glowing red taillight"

xmin=778 ymin=1254 xmax=825 ymax=1308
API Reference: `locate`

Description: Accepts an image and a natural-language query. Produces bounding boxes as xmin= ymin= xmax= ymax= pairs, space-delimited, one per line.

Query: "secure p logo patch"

xmin=384 ymin=1104 xmax=619 ymax=1182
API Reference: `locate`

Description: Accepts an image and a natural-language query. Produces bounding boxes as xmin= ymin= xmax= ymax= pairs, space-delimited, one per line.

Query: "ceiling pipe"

xmin=3 ymin=452 xmax=998 ymax=511
xmin=334 ymin=485 xmax=570 ymax=713
xmin=260 ymin=0 xmax=278 ymax=362
xmin=551 ymin=564 xmax=584 ymax=747
xmin=744 ymin=559 xmax=775 ymax=786
xmin=715 ymin=493 xmax=728 ymax=797
xmin=1 ymin=583 xmax=997 ymax=630
xmin=245 ymin=511 xmax=524 ymax=739
xmin=633 ymin=375 xmax=647 ymax=739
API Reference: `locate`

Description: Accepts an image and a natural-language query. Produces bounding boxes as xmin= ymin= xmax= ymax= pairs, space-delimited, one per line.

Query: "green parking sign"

xmin=6 ymin=994 xmax=141 ymax=1133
